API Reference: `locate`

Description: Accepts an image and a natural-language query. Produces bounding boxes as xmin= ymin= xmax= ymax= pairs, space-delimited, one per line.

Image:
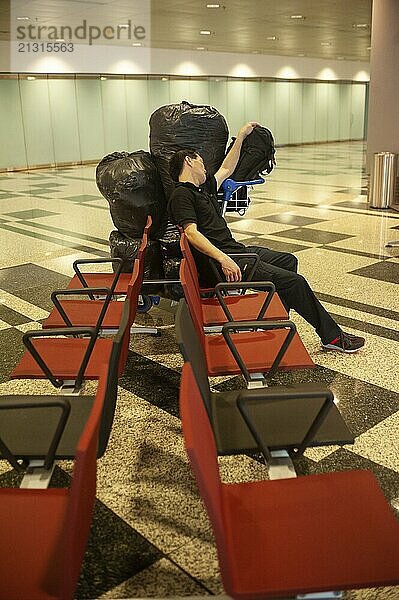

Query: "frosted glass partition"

xmin=48 ymin=79 xmax=80 ymax=164
xmin=0 ymin=75 xmax=367 ymax=171
xmin=0 ymin=79 xmax=27 ymax=169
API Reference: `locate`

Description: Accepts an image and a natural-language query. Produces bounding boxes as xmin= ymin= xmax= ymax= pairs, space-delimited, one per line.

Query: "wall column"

xmin=367 ymin=0 xmax=399 ymax=183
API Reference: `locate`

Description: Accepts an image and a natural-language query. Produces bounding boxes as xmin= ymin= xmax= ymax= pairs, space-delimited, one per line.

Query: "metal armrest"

xmin=22 ymin=327 xmax=97 ymax=390
xmin=214 ymin=281 xmax=275 ymax=322
xmin=0 ymin=397 xmax=71 ymax=471
xmin=51 ymin=287 xmax=112 ymax=328
xmin=210 ymin=252 xmax=260 ymax=285
xmin=221 ymin=320 xmax=296 ymax=382
xmin=236 ymin=386 xmax=334 ymax=461
xmin=72 ymin=257 xmax=123 ymax=293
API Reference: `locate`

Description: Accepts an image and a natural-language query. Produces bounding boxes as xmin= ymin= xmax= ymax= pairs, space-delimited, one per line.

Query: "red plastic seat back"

xmin=180 ymin=362 xmax=224 ymax=542
xmin=179 ymin=258 xmax=205 ymax=343
xmin=179 ymin=232 xmax=201 ymax=295
xmin=44 ymin=362 xmax=108 ymax=599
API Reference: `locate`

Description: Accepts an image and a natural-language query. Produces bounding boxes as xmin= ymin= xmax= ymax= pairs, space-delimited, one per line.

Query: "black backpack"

xmin=227 ymin=126 xmax=276 ymax=181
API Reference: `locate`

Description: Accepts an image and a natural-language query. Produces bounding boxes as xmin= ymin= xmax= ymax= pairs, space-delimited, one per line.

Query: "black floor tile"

xmin=272 ymin=227 xmax=353 ymax=245
xmin=0 ymin=304 xmax=31 ymax=326
xmin=0 ymin=263 xmax=70 ymax=294
xmin=62 ymin=194 xmax=101 ymax=203
xmin=0 ymin=327 xmax=25 ymax=384
xmin=4 ymin=209 xmax=59 ymax=220
xmin=350 ymin=261 xmax=399 ymax=284
xmin=119 ymin=351 xmax=181 ymax=418
xmin=241 ymin=237 xmax=311 ymax=254
xmin=259 ymin=213 xmax=327 ymax=227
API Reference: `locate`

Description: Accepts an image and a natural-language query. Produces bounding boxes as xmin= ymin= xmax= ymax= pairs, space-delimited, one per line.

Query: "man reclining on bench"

xmin=168 ymin=121 xmax=365 ymax=354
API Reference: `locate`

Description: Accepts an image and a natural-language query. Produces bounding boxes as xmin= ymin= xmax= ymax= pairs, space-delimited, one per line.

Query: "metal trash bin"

xmin=369 ymin=152 xmax=398 ymax=209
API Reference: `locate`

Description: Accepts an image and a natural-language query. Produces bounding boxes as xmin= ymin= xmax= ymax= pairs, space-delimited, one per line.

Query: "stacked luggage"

xmin=99 ymin=100 xmax=275 ymax=303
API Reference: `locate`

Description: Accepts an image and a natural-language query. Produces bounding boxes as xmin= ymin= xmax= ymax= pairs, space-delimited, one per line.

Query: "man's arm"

xmin=214 ymin=121 xmax=259 ymax=190
xmin=184 ymin=222 xmax=242 ymax=282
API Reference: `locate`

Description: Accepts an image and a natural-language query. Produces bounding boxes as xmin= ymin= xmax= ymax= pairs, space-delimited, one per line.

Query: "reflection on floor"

xmin=0 ymin=141 xmax=398 ymax=599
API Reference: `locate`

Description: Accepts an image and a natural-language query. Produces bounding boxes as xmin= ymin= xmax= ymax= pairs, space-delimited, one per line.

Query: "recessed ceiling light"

xmin=27 ymin=76 xmax=36 ymax=80
xmin=290 ymin=15 xmax=304 ymax=19
xmin=56 ymin=38 xmax=65 ymax=42
xmin=17 ymin=16 xmax=30 ymax=20
xmin=132 ymin=42 xmax=142 ymax=46
xmin=321 ymin=42 xmax=331 ymax=46
xmin=100 ymin=76 xmax=107 ymax=80
xmin=200 ymin=30 xmax=212 ymax=35
xmin=161 ymin=77 xmax=168 ymax=81
xmin=118 ymin=24 xmax=129 ymax=28
xmin=196 ymin=46 xmax=206 ymax=50
xmin=353 ymin=23 xmax=369 ymax=29
xmin=266 ymin=36 xmax=278 ymax=41
xmin=206 ymin=3 xmax=220 ymax=7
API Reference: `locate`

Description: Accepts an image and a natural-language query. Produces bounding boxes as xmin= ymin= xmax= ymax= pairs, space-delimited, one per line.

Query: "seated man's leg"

xmin=245 ymin=245 xmax=298 ymax=273
xmin=238 ymin=251 xmax=340 ymax=345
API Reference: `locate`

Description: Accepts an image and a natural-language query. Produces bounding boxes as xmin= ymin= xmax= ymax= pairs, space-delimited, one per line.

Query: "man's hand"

xmin=219 ymin=254 xmax=242 ymax=282
xmin=237 ymin=121 xmax=260 ymax=140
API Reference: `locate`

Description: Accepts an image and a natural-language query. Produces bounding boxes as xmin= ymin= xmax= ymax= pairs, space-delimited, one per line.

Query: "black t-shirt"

xmin=168 ymin=175 xmax=244 ymax=284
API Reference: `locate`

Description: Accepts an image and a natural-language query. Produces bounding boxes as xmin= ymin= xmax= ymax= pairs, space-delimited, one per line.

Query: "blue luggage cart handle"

xmin=221 ymin=177 xmax=265 ymax=201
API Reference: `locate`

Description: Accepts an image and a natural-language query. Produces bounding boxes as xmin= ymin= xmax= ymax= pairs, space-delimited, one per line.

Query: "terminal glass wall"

xmin=0 ymin=75 xmax=367 ymax=170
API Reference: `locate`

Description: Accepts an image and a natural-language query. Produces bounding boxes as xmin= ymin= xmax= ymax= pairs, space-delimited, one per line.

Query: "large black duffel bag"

xmin=149 ymin=100 xmax=228 ymax=199
xmin=96 ymin=151 xmax=167 ymax=239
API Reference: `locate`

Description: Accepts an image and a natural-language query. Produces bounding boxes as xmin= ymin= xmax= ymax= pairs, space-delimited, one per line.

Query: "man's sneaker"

xmin=322 ymin=332 xmax=365 ymax=353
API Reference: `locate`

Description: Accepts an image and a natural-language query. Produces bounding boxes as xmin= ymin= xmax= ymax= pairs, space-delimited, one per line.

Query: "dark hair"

xmin=169 ymin=148 xmax=198 ymax=182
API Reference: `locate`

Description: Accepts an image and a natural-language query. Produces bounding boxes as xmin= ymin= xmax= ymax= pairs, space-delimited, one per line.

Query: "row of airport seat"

xmin=0 ymin=219 xmax=151 ymax=599
xmin=176 ymin=230 xmax=399 ymax=598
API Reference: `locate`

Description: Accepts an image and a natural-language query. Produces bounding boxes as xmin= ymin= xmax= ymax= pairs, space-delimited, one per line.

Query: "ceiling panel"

xmin=1 ymin=0 xmax=372 ymax=61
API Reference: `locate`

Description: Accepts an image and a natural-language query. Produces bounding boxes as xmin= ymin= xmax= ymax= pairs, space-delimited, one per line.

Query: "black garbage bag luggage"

xmin=227 ymin=126 xmax=276 ymax=181
xmin=149 ymin=100 xmax=229 ymax=199
xmin=96 ymin=151 xmax=167 ymax=239
xmin=158 ymin=221 xmax=181 ymax=261
xmin=162 ymin=257 xmax=184 ymax=301
xmin=109 ymin=229 xmax=163 ymax=288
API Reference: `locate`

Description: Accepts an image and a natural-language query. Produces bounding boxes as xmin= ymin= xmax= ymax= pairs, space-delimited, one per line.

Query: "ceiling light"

xmin=161 ymin=77 xmax=168 ymax=81
xmin=200 ymin=30 xmax=211 ymax=35
xmin=100 ymin=76 xmax=107 ymax=80
xmin=206 ymin=3 xmax=220 ymax=7
xmin=353 ymin=23 xmax=369 ymax=29
xmin=252 ymin=50 xmax=259 ymax=54
xmin=56 ymin=38 xmax=65 ymax=42
xmin=118 ymin=24 xmax=129 ymax=28
xmin=27 ymin=76 xmax=36 ymax=80
xmin=337 ymin=56 xmax=344 ymax=60
xmin=290 ymin=15 xmax=304 ymax=19
xmin=196 ymin=46 xmax=206 ymax=50
xmin=17 ymin=16 xmax=30 ymax=20
xmin=297 ymin=53 xmax=305 ymax=57
xmin=367 ymin=46 xmax=371 ymax=50
xmin=266 ymin=36 xmax=278 ymax=41
xmin=321 ymin=42 xmax=331 ymax=46
xmin=132 ymin=42 xmax=142 ymax=46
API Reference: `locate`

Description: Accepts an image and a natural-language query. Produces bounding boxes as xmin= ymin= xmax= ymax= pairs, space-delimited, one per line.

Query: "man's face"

xmin=187 ymin=154 xmax=206 ymax=184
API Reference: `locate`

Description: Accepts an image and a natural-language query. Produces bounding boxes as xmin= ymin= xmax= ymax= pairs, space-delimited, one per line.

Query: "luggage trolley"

xmin=219 ymin=177 xmax=265 ymax=217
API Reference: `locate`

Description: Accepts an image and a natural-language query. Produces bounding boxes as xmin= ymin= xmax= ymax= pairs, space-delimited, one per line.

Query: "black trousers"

xmin=235 ymin=245 xmax=341 ymax=345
